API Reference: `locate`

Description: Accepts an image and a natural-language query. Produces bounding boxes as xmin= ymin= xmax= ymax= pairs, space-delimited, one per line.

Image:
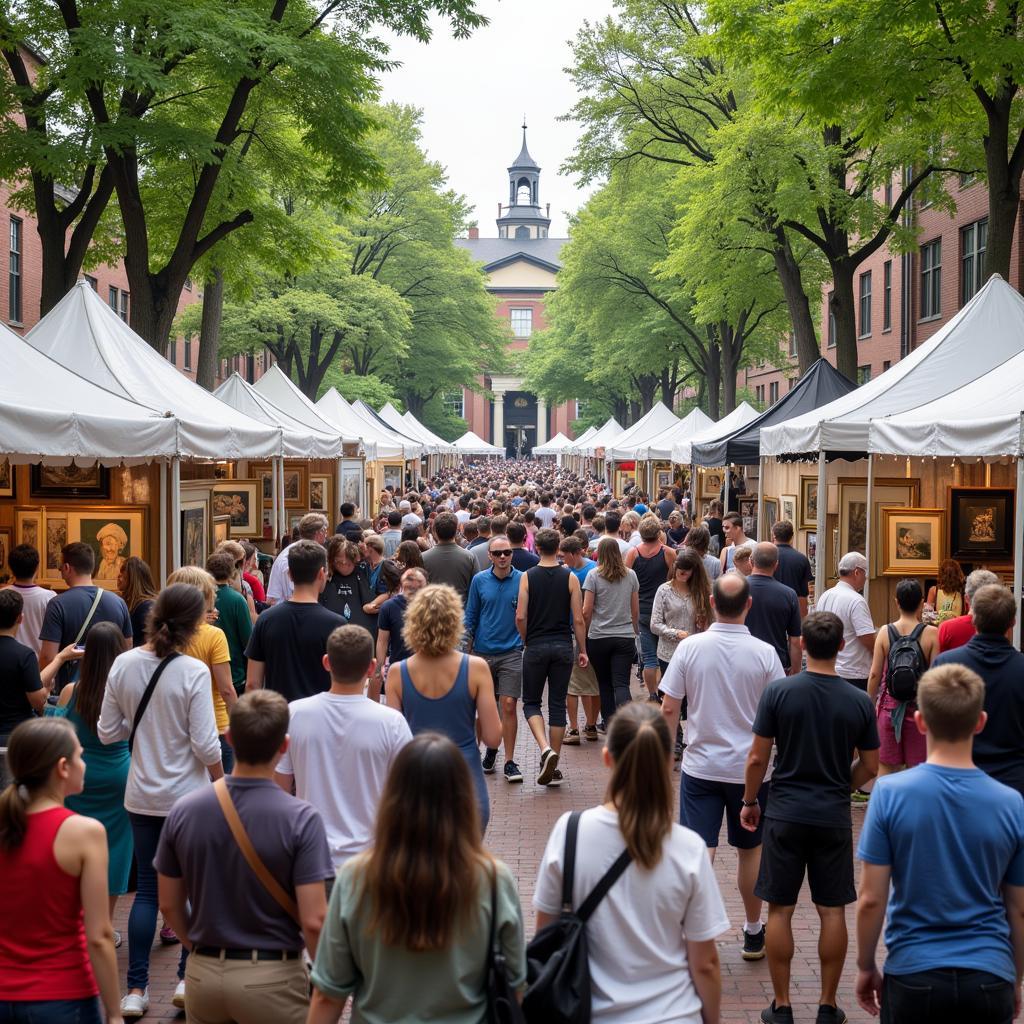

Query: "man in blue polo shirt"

xmin=464 ymin=535 xmax=523 ymax=784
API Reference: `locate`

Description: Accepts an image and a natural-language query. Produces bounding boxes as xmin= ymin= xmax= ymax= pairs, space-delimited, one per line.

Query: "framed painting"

xmin=67 ymin=507 xmax=146 ymax=589
xmin=30 ymin=463 xmax=110 ymax=499
xmin=119 ymin=466 xmax=151 ymax=504
xmin=779 ymin=494 xmax=797 ymax=527
xmin=881 ymin=507 xmax=945 ymax=577
xmin=655 ymin=469 xmax=673 ymax=491
xmin=764 ymin=498 xmax=778 ymax=538
xmin=0 ymin=528 xmax=10 ymax=579
xmin=838 ymin=477 xmax=921 ymax=577
xmin=738 ymin=495 xmax=758 ymax=538
xmin=799 ymin=478 xmax=818 ymax=530
xmin=261 ymin=470 xmax=273 ymax=504
xmin=0 ymin=460 xmax=14 ymax=499
xmin=340 ymin=460 xmax=363 ymax=514
xmin=806 ymin=531 xmax=817 ymax=573
xmin=211 ymin=481 xmax=260 ymax=537
xmin=309 ymin=474 xmax=330 ymax=513
xmin=212 ymin=514 xmax=230 ymax=547
xmin=282 ymin=466 xmax=306 ymax=508
xmin=382 ymin=465 xmax=404 ymax=492
xmin=181 ymin=499 xmax=209 ymax=568
xmin=15 ymin=508 xmax=41 ymax=551
xmin=949 ymin=488 xmax=1014 ymax=562
xmin=701 ymin=470 xmax=723 ymax=500
xmin=43 ymin=510 xmax=67 ymax=581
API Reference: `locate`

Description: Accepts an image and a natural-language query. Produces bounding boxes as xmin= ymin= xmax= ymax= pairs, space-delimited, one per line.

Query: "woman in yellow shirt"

xmin=165 ymin=566 xmax=236 ymax=772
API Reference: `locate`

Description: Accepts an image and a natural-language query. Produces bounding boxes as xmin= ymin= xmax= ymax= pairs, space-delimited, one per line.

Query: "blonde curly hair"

xmin=166 ymin=566 xmax=216 ymax=609
xmin=402 ymin=584 xmax=464 ymax=658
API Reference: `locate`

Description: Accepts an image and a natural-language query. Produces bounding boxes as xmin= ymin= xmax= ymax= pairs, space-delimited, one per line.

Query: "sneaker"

xmin=760 ymin=1002 xmax=794 ymax=1024
xmin=159 ymin=925 xmax=179 ymax=945
xmin=815 ymin=1005 xmax=847 ymax=1024
xmin=563 ymin=728 xmax=580 ymax=745
xmin=481 ymin=748 xmax=498 ymax=774
xmin=172 ymin=979 xmax=186 ymax=1009
xmin=537 ymin=748 xmax=559 ymax=786
xmin=583 ymin=724 xmax=598 ymax=741
xmin=504 ymin=760 xmax=523 ymax=784
xmin=121 ymin=990 xmax=150 ymax=1018
xmin=596 ymin=720 xmax=608 ymax=735
xmin=647 ymin=692 xmax=662 ymax=703
xmin=547 ymin=769 xmax=563 ymax=787
xmin=851 ymin=789 xmax=871 ymax=803
xmin=113 ymin=930 xmax=122 ymax=949
xmin=742 ymin=925 xmax=766 ymax=961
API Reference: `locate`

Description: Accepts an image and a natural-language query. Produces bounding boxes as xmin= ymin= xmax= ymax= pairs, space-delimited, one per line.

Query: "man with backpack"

xmin=866 ymin=579 xmax=939 ymax=776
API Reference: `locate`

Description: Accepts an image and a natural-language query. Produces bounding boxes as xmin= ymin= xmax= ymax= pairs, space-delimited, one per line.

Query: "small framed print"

xmin=181 ymin=499 xmax=209 ymax=568
xmin=738 ymin=495 xmax=758 ymax=538
xmin=43 ymin=511 xmax=67 ymax=581
xmin=806 ymin=531 xmax=817 ymax=573
xmin=655 ymin=469 xmax=673 ymax=491
xmin=779 ymin=494 xmax=797 ymax=526
xmin=0 ymin=528 xmax=10 ymax=579
xmin=15 ymin=508 xmax=41 ymax=551
xmin=31 ymin=463 xmax=110 ymax=499
xmin=212 ymin=514 xmax=230 ymax=547
xmin=949 ymin=487 xmax=1014 ymax=562
xmin=67 ymin=506 xmax=146 ymax=589
xmin=764 ymin=498 xmax=778 ymax=537
xmin=0 ymin=460 xmax=14 ymax=499
xmin=881 ymin=507 xmax=945 ymax=577
xmin=283 ymin=466 xmax=307 ymax=508
xmin=799 ymin=478 xmax=818 ymax=530
xmin=309 ymin=474 xmax=330 ymax=513
xmin=211 ymin=481 xmax=260 ymax=537
xmin=701 ymin=470 xmax=722 ymax=500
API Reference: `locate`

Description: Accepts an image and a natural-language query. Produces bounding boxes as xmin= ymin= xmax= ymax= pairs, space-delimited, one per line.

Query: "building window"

xmin=170 ymin=337 xmax=177 ymax=365
xmin=857 ymin=365 xmax=872 ymax=385
xmin=108 ymin=285 xmax=118 ymax=310
xmin=787 ymin=333 xmax=797 ymax=358
xmin=185 ymin=277 xmax=193 ymax=292
xmin=119 ymin=290 xmax=129 ymax=322
xmin=882 ymin=260 xmax=892 ymax=332
xmin=884 ymin=181 xmax=893 ymax=208
xmin=958 ymin=172 xmax=975 ymax=189
xmin=883 ymin=360 xmax=891 ymax=372
xmin=510 ymin=308 xmax=533 ymax=338
xmin=442 ymin=389 xmax=465 ymax=419
xmin=755 ymin=384 xmax=765 ymax=404
xmin=920 ymin=239 xmax=942 ymax=319
xmin=184 ymin=338 xmax=192 ymax=370
xmin=8 ymin=217 xmax=22 ymax=323
xmin=84 ymin=275 xmax=98 ymax=291
xmin=827 ymin=292 xmax=836 ymax=348
xmin=788 ymin=376 xmax=797 ymax=391
xmin=961 ymin=218 xmax=987 ymax=305
xmin=769 ymin=381 xmax=779 ymax=405
xmin=858 ymin=270 xmax=872 ymax=337
xmin=575 ymin=399 xmax=585 ymax=420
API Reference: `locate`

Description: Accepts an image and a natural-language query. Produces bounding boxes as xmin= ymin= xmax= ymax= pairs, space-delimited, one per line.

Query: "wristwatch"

xmin=741 ymin=799 xmax=758 ymax=808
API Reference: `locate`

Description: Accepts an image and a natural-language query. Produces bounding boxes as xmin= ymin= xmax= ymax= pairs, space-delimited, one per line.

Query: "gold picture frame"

xmin=838 ymin=477 xmax=921 ymax=577
xmin=309 ymin=474 xmax=330 ymax=514
xmin=0 ymin=459 xmax=14 ymax=499
xmin=779 ymin=494 xmax=797 ymax=526
xmin=701 ymin=470 xmax=723 ymax=500
xmin=881 ymin=507 xmax=945 ymax=577
xmin=15 ymin=508 xmax=42 ymax=552
xmin=799 ymin=478 xmax=819 ymax=530
xmin=211 ymin=481 xmax=260 ymax=537
xmin=66 ymin=506 xmax=147 ymax=590
xmin=181 ymin=498 xmax=209 ymax=568
xmin=212 ymin=514 xmax=230 ymax=547
xmin=43 ymin=510 xmax=67 ymax=582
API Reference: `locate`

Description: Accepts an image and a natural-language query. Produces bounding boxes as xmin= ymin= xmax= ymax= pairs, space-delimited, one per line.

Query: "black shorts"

xmin=755 ymin=817 xmax=855 ymax=907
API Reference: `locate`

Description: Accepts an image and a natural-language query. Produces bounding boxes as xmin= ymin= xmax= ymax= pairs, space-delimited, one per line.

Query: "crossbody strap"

xmin=213 ymin=778 xmax=300 ymax=923
xmin=577 ymin=848 xmax=632 ymax=922
xmin=73 ymin=587 xmax=105 ymax=646
xmin=127 ymin=652 xmax=179 ymax=754
xmin=560 ymin=811 xmax=581 ymax=912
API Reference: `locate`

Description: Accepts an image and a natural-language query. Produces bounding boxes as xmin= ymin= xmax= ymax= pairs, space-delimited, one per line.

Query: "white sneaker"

xmin=172 ymin=979 xmax=186 ymax=1008
xmin=120 ymin=989 xmax=149 ymax=1018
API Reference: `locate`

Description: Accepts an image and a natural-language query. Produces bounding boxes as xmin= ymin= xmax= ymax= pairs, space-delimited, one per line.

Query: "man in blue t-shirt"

xmin=856 ymin=661 xmax=1024 ymax=1023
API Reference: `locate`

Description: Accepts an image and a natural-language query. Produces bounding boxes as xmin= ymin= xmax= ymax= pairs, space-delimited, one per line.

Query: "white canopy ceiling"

xmin=213 ymin=373 xmax=345 ymax=459
xmin=312 ymin=387 xmax=395 ymax=461
xmin=761 ymin=275 xmax=1024 ymax=456
xmin=350 ymin=400 xmax=423 ymax=460
xmin=533 ymin=431 xmax=574 ymax=455
xmin=632 ymin=407 xmax=716 ymax=461
xmin=27 ymin=282 xmax=282 ymax=460
xmin=606 ymin=404 xmax=681 ymax=460
xmin=566 ymin=425 xmax=597 ymax=449
xmin=377 ymin=404 xmax=456 ymax=454
xmin=453 ymin=430 xmax=504 ymax=455
xmin=0 ymin=319 xmax=179 ymax=464
xmin=568 ymin=417 xmax=624 ymax=457
xmin=401 ymin=411 xmax=456 ymax=452
xmin=668 ymin=402 xmax=760 ymax=463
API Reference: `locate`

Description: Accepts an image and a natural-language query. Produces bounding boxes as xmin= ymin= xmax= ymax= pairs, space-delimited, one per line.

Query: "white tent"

xmin=632 ymin=407 xmax=716 ymax=461
xmin=762 ymin=275 xmax=1024 ymax=457
xmin=312 ymin=388 xmax=409 ymax=462
xmin=378 ymin=404 xmax=443 ymax=454
xmin=533 ymin=431 xmax=574 ymax=456
xmin=605 ymin=403 xmax=680 ymax=461
xmin=26 ymin=282 xmax=282 ymax=460
xmin=453 ymin=430 xmax=504 ymax=457
xmin=567 ymin=425 xmax=597 ymax=449
xmin=402 ymin=411 xmax=456 ymax=453
xmin=0 ymin=320 xmax=179 ymax=464
xmin=570 ymin=417 xmax=624 ymax=457
xmin=350 ymin=400 xmax=423 ymax=461
xmin=214 ymin=373 xmax=346 ymax=459
xmin=668 ymin=402 xmax=760 ymax=464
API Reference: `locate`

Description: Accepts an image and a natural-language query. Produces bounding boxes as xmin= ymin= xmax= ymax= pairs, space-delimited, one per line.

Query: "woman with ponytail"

xmin=533 ymin=703 xmax=728 ymax=1023
xmin=98 ymin=583 xmax=223 ymax=1018
xmin=0 ymin=718 xmax=124 ymax=1023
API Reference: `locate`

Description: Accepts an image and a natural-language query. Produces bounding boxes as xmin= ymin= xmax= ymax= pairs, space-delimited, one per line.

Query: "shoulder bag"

xmin=522 ymin=812 xmax=632 ymax=1024
xmin=127 ymin=652 xmax=179 ymax=754
xmin=486 ymin=863 xmax=526 ymax=1024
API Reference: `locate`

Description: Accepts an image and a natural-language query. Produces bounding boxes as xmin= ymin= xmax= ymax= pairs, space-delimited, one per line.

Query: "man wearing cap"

xmin=399 ymin=500 xmax=421 ymax=531
xmin=815 ymin=552 xmax=875 ymax=690
xmin=95 ymin=522 xmax=128 ymax=581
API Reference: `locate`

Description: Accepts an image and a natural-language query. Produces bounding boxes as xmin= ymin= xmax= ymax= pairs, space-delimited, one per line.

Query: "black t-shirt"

xmin=705 ymin=517 xmax=724 ymax=551
xmin=320 ymin=568 xmax=377 ymax=635
xmin=657 ymin=498 xmax=676 ymax=520
xmin=244 ymin=601 xmax=344 ymax=702
xmin=752 ymin=670 xmax=879 ymax=828
xmin=774 ymin=543 xmax=813 ymax=599
xmin=130 ymin=599 xmax=154 ymax=648
xmin=334 ymin=520 xmax=363 ymax=542
xmin=0 ymin=635 xmax=43 ymax=735
xmin=378 ymin=594 xmax=411 ymax=663
xmin=744 ymin=574 xmax=802 ymax=669
xmin=667 ymin=526 xmax=689 ymax=547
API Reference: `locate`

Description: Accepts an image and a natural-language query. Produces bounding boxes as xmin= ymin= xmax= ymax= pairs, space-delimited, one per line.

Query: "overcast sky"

xmin=379 ymin=0 xmax=617 ymax=238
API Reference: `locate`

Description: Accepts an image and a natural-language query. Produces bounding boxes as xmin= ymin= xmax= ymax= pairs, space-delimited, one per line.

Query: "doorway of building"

xmin=498 ymin=391 xmax=538 ymax=459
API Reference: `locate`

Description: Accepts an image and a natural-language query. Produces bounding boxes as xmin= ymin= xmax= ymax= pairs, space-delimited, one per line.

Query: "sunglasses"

xmin=490 ymin=550 xmax=513 ymax=557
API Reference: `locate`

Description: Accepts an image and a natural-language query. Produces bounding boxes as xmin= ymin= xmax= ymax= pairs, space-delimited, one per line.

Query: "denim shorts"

xmin=638 ymin=625 xmax=659 ymax=669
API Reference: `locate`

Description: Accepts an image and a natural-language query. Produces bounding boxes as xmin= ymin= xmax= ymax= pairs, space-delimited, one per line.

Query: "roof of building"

xmin=510 ymin=128 xmax=539 ymax=170
xmin=455 ymin=236 xmax=568 ymax=272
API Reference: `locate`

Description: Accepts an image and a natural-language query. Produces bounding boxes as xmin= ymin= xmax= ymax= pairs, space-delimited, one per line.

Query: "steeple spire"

xmin=499 ymin=120 xmax=549 ymax=239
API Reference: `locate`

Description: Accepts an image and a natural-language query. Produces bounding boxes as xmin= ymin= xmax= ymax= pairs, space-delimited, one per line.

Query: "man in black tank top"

xmin=515 ymin=529 xmax=589 ymax=788
xmin=625 ymin=516 xmax=675 ymax=700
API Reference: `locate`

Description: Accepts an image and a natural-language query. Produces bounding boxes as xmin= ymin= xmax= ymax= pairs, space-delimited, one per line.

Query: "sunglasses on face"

xmin=490 ymin=550 xmax=512 ymax=558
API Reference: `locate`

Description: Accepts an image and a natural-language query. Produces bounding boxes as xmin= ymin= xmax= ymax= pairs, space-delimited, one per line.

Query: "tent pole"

xmin=864 ymin=453 xmax=874 ymax=606
xmin=757 ymin=457 xmax=766 ymax=541
xmin=170 ymin=457 xmax=181 ymax=572
xmin=815 ymin=451 xmax=826 ymax=602
xmin=271 ymin=456 xmax=280 ymax=549
xmin=336 ymin=458 xmax=344 ymax=520
xmin=1014 ymin=456 xmax=1024 ymax=649
xmin=158 ymin=460 xmax=168 ymax=584
xmin=278 ymin=458 xmax=287 ymax=540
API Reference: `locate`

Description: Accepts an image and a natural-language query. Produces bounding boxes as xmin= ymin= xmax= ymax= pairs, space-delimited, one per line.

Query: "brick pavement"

xmin=115 ymin=680 xmax=877 ymax=1022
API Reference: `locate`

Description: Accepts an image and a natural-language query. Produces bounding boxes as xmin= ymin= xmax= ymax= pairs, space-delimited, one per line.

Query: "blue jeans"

xmin=882 ymin=968 xmax=1014 ymax=1023
xmin=0 ymin=998 xmax=102 ymax=1023
xmin=219 ymin=733 xmax=234 ymax=774
xmin=127 ymin=813 xmax=187 ymax=990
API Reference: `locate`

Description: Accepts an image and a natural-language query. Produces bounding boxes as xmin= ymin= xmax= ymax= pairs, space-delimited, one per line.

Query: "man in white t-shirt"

xmin=3 ymin=544 xmax=55 ymax=654
xmin=814 ymin=551 xmax=875 ymax=690
xmin=399 ymin=499 xmax=422 ymax=530
xmin=266 ymin=513 xmax=329 ymax=605
xmin=275 ymin=624 xmax=411 ymax=874
xmin=660 ymin=571 xmax=784 ymax=963
xmin=533 ymin=494 xmax=557 ymax=530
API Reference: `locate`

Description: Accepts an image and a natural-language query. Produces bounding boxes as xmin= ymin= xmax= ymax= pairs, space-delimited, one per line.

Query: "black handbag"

xmin=522 ymin=812 xmax=632 ymax=1024
xmin=486 ymin=864 xmax=526 ymax=1024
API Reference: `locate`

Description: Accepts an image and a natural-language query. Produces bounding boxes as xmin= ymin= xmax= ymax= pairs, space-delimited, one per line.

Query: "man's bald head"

xmin=752 ymin=542 xmax=779 ymax=573
xmin=712 ymin=571 xmax=750 ymax=621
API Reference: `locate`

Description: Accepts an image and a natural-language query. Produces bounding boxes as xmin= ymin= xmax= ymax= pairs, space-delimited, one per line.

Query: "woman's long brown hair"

xmin=356 ymin=733 xmax=487 ymax=951
xmin=73 ymin=622 xmax=128 ymax=734
xmin=596 ymin=536 xmax=628 ymax=582
xmin=675 ymin=549 xmax=713 ymax=631
xmin=120 ymin=556 xmax=158 ymax=613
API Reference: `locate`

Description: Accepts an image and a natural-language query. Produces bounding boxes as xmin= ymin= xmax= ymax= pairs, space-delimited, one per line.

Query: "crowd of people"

xmin=0 ymin=458 xmax=1022 ymax=1024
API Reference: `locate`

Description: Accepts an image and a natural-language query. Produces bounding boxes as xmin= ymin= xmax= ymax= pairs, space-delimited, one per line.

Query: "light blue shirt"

xmin=463 ymin=567 xmax=523 ymax=655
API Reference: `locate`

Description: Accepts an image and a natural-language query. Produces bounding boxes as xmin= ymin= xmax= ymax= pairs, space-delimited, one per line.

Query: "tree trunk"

xmin=614 ymin=397 xmax=628 ymax=425
xmin=629 ymin=399 xmax=641 ymax=424
xmin=718 ymin=322 xmax=740 ymax=414
xmin=829 ymin=263 xmax=858 ymax=382
xmin=983 ymin=104 xmax=1020 ymax=281
xmin=195 ymin=269 xmax=224 ymax=390
xmin=704 ymin=335 xmax=721 ymax=420
xmin=660 ymin=367 xmax=674 ymax=408
xmin=636 ymin=374 xmax=658 ymax=413
xmin=405 ymin=393 xmax=425 ymax=418
xmin=772 ymin=228 xmax=820 ymax=373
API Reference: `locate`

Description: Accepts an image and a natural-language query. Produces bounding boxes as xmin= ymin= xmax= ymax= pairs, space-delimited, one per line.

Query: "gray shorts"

xmin=479 ymin=649 xmax=522 ymax=700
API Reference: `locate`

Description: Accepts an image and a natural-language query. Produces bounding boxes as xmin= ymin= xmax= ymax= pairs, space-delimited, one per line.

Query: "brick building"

xmin=454 ymin=126 xmax=577 ymax=457
xmin=739 ymin=176 xmax=1023 ymax=401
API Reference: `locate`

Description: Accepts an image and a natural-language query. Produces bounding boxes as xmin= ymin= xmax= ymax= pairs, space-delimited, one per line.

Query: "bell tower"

xmin=496 ymin=120 xmax=552 ymax=240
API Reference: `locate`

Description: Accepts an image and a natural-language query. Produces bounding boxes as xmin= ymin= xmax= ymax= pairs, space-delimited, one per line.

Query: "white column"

xmin=537 ymin=397 xmax=548 ymax=445
xmin=493 ymin=393 xmax=504 ymax=449
xmin=271 ymin=456 xmax=280 ymax=546
xmin=170 ymin=457 xmax=182 ymax=571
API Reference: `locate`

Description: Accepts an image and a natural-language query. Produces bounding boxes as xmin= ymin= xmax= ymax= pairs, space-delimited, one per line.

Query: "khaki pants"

xmin=185 ymin=951 xmax=310 ymax=1024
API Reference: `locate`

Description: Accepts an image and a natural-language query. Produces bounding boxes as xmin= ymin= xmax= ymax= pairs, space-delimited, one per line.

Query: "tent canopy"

xmin=214 ymin=374 xmax=345 ymax=459
xmin=533 ymin=431 xmax=574 ymax=455
xmin=453 ymin=430 xmax=504 ymax=456
xmin=570 ymin=417 xmax=623 ymax=457
xmin=606 ymin=404 xmax=680 ymax=460
xmin=27 ymin=282 xmax=282 ymax=460
xmin=693 ymin=359 xmax=856 ymax=467
xmin=313 ymin=387 xmax=410 ymax=461
xmin=377 ymin=404 xmax=453 ymax=454
xmin=670 ymin=402 xmax=760 ymax=464
xmin=350 ymin=400 xmax=423 ymax=460
xmin=632 ymin=407 xmax=715 ymax=461
xmin=567 ymin=425 xmax=597 ymax=449
xmin=0 ymin=319 xmax=180 ymax=463
xmin=762 ymin=276 xmax=1024 ymax=457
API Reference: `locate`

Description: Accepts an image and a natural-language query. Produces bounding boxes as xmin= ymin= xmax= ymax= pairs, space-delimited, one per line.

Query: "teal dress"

xmin=64 ymin=689 xmax=133 ymax=895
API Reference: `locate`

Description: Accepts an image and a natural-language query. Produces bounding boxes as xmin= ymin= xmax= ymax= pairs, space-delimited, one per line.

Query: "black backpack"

xmin=887 ymin=623 xmax=927 ymax=703
xmin=522 ymin=812 xmax=632 ymax=1024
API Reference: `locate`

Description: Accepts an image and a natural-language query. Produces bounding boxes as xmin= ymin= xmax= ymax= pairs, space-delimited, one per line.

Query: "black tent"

xmin=692 ymin=358 xmax=856 ymax=467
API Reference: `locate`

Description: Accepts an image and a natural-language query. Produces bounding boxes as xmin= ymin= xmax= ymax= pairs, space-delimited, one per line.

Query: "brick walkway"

xmin=115 ymin=682 xmax=876 ymax=1022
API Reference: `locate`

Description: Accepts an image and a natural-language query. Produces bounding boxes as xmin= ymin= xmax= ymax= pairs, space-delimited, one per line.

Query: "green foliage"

xmin=321 ymin=370 xmax=396 ymax=408
xmin=419 ymin=394 xmax=468 ymax=442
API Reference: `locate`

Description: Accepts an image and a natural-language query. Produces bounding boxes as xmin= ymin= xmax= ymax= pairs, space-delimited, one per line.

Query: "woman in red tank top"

xmin=0 ymin=718 xmax=123 ymax=1024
